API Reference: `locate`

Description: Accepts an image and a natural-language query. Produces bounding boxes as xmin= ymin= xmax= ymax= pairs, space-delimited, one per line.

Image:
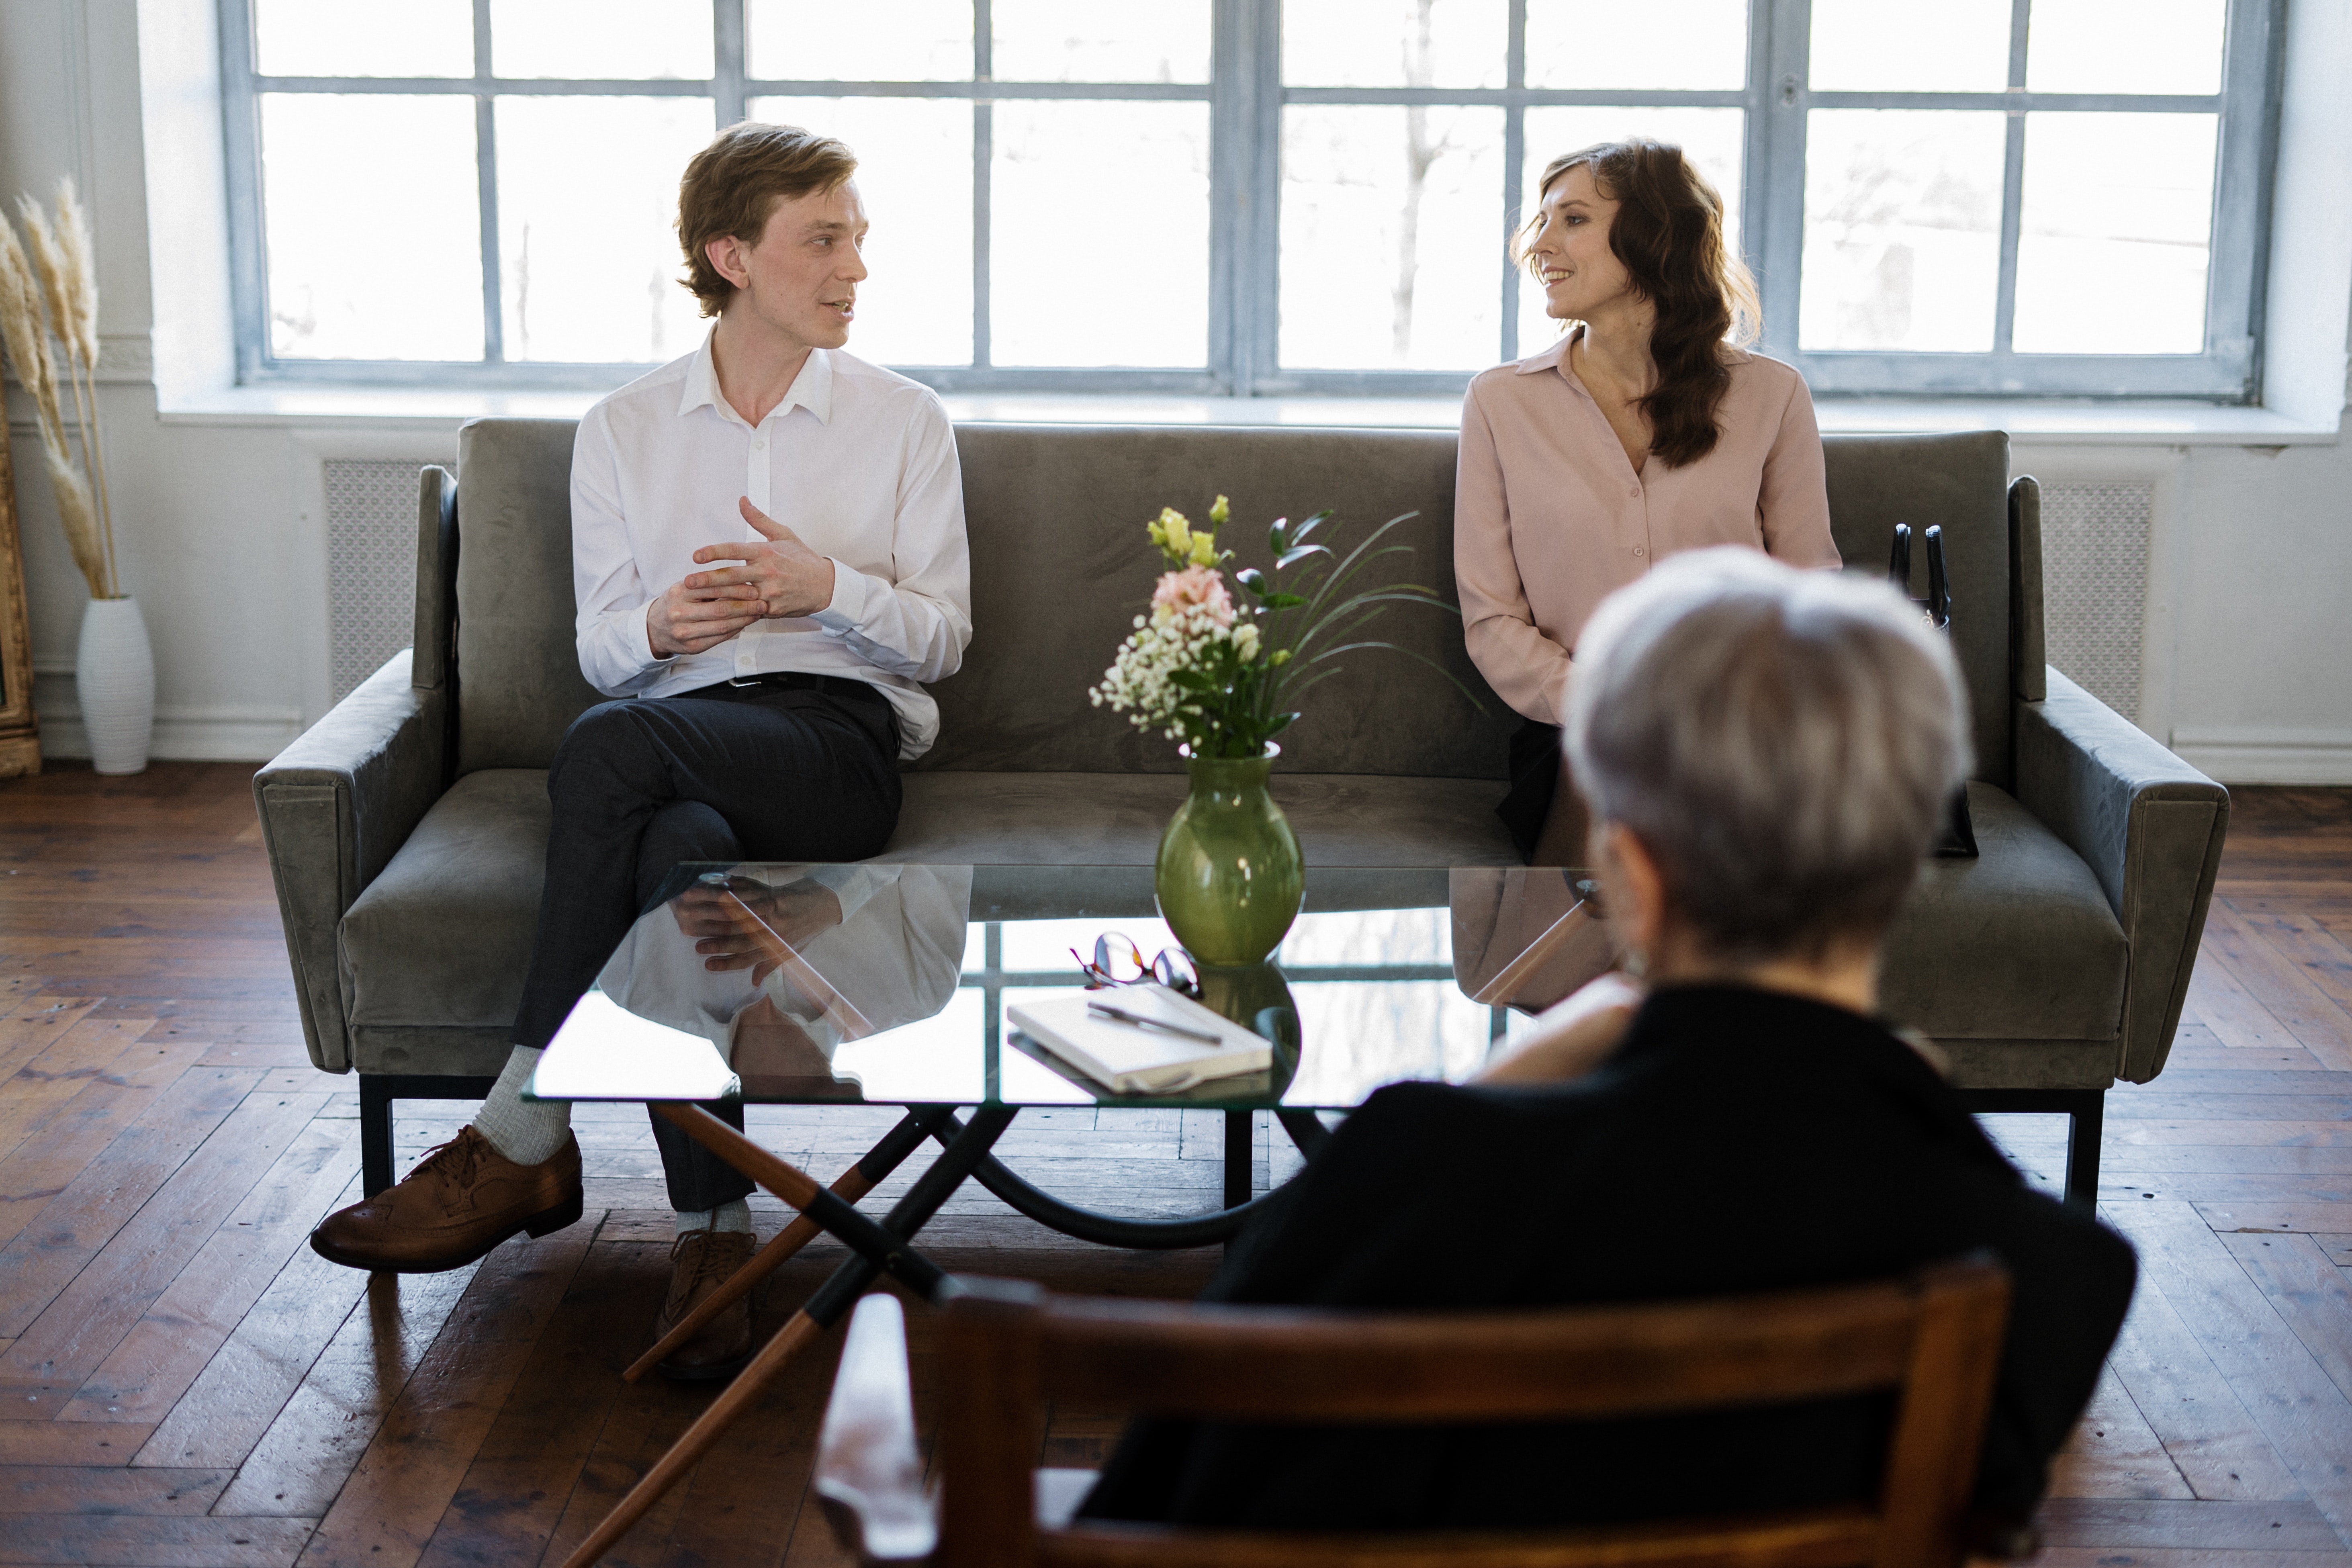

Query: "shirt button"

xmin=754 ymin=435 xmax=768 ymax=450
xmin=1628 ymin=485 xmax=1641 ymax=497
xmin=1632 ymin=546 xmax=1647 ymax=558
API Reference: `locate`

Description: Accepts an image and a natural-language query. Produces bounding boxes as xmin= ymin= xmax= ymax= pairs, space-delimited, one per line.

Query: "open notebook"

xmin=1008 ymin=986 xmax=1271 ymax=1094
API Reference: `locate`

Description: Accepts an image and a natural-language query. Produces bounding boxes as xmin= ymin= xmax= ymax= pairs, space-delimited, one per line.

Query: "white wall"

xmin=2 ymin=0 xmax=2349 ymax=781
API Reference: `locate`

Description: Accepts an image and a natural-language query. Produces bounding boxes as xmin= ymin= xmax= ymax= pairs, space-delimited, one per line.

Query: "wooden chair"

xmin=815 ymin=1258 xmax=2014 ymax=1568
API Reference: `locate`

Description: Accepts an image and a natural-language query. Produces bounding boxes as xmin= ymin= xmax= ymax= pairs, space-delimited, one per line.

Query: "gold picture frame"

xmin=0 ymin=416 xmax=44 ymax=777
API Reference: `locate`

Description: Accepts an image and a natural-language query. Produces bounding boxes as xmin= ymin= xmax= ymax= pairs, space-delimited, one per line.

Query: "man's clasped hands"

xmin=647 ymin=496 xmax=840 ymax=657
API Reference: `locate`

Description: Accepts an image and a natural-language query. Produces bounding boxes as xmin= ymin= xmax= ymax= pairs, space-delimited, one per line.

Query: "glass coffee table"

xmin=534 ymin=860 xmax=1602 ymax=1568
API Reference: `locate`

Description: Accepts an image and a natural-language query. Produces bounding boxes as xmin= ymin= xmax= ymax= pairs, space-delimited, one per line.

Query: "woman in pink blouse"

xmin=1458 ymin=138 xmax=1841 ymax=863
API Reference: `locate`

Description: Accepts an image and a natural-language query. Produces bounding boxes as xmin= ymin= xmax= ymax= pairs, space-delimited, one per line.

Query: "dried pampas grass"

xmin=0 ymin=177 xmax=116 ymax=599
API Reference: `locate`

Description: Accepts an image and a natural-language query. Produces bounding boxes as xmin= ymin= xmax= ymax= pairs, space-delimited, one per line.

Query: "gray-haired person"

xmin=1080 ymin=547 xmax=2135 ymax=1550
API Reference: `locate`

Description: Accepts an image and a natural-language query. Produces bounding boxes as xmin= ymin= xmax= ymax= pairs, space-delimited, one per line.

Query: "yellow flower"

xmin=1188 ymin=530 xmax=1219 ymax=567
xmin=1209 ymin=493 xmax=1230 ymax=527
xmin=1159 ymin=507 xmax=1194 ymax=561
xmin=1271 ymin=648 xmax=1292 ymax=666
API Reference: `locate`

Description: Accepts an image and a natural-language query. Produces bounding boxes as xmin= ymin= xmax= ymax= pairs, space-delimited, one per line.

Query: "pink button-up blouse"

xmin=1455 ymin=328 xmax=1841 ymax=725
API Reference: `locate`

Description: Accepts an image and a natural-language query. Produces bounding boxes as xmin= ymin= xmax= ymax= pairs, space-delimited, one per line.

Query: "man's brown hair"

xmin=676 ymin=122 xmax=858 ymax=318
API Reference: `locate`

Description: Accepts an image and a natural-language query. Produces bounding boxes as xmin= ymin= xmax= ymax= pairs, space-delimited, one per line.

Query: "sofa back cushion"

xmin=441 ymin=417 xmax=2012 ymax=787
xmin=924 ymin=425 xmax=1512 ymax=777
xmin=454 ymin=419 xmax=606 ymax=774
xmin=1821 ymin=430 xmax=2012 ymax=787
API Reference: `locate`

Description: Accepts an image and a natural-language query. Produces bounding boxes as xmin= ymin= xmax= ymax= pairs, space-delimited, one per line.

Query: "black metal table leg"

xmin=1957 ymin=1088 xmax=2107 ymax=1210
xmin=1223 ymin=1108 xmax=1253 ymax=1210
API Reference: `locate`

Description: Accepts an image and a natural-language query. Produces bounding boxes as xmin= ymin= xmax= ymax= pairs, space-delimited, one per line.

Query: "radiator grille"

xmin=2038 ymin=482 xmax=2151 ymax=723
xmin=326 ymin=460 xmax=423 ymax=701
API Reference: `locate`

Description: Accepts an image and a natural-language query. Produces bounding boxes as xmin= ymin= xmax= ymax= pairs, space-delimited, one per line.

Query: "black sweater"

xmin=1080 ymin=985 xmax=2135 ymax=1533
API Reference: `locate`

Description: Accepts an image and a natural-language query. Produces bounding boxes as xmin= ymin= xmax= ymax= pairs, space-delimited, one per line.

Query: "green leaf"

xmin=1289 ymin=509 xmax=1335 ymax=546
xmin=1235 ymin=567 xmax=1268 ymax=597
xmin=1264 ymin=711 xmax=1297 ymax=738
xmin=1276 ymin=544 xmax=1333 ymax=571
xmin=1258 ymin=591 xmax=1308 ymax=610
xmin=1266 ymin=517 xmax=1289 ymax=555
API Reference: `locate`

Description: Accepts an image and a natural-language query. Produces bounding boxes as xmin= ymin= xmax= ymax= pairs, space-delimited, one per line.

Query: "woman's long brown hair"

xmin=1520 ymin=139 xmax=1761 ymax=469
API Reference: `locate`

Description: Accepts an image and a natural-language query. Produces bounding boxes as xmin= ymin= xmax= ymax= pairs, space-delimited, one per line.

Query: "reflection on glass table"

xmin=534 ymin=863 xmax=1611 ymax=1114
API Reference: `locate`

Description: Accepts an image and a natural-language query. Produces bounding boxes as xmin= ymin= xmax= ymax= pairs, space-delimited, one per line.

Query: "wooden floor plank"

xmin=0 ymin=1419 xmax=154 ymax=1466
xmin=2036 ymin=1498 xmax=2348 ymax=1551
xmin=292 ymin=1227 xmax=594 ymax=1568
xmin=2201 ymin=1203 xmax=2352 ymax=1234
xmin=0 ymin=1087 xmax=324 ymax=1410
xmin=0 ymin=1464 xmax=229 ymax=1514
xmin=0 ymin=1515 xmax=315 ymax=1568
xmin=0 ymin=999 xmax=97 ymax=1088
xmin=133 ymin=1227 xmax=376 ymax=1472
xmin=2049 ymin=1367 xmax=2198 ymax=1500
xmin=0 ymin=1065 xmax=261 ymax=1340
xmin=2202 ymin=906 xmax=2352 ymax=1072
xmin=2220 ymin=1232 xmax=2352 ymax=1409
xmin=205 ymin=1265 xmax=482 ymax=1515
xmin=58 ymin=1117 xmax=359 ymax=1424
xmin=2190 ymin=955 xmax=2307 ymax=1053
xmin=0 ymin=1016 xmax=157 ymax=1169
xmin=0 ymin=1037 xmax=212 ymax=1251
xmin=2105 ymin=1200 xmax=2352 ymax=1547
xmin=2233 ymin=905 xmax=2352 ymax=1022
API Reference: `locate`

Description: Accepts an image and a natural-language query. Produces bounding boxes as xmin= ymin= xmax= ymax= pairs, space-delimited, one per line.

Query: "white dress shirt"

xmin=571 ymin=335 xmax=973 ymax=758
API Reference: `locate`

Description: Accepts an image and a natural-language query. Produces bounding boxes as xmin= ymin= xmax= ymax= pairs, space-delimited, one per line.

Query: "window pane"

xmin=990 ymin=102 xmax=1209 ymax=366
xmin=1799 ymin=110 xmax=2003 ymax=352
xmin=2026 ymin=0 xmax=2224 ymax=94
xmin=1282 ymin=105 xmax=1505 ymax=371
xmin=1284 ymin=0 xmax=1506 ymax=90
xmin=254 ymin=0 xmax=472 ymax=77
xmin=2014 ymin=112 xmax=2215 ymax=354
xmin=1808 ymin=0 xmax=2009 ymax=92
xmin=748 ymin=0 xmax=973 ymax=81
xmin=1518 ymin=108 xmax=1745 ymax=362
xmin=496 ymin=97 xmax=715 ymax=362
xmin=752 ymin=96 xmax=975 ymax=366
xmin=491 ymin=0 xmax=714 ymax=80
xmin=993 ymin=0 xmax=1209 ymax=83
xmin=1526 ymin=0 xmax=1746 ymax=91
xmin=261 ymin=96 xmax=483 ymax=359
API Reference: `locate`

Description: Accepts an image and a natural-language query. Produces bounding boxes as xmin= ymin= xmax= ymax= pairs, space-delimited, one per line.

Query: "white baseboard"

xmin=30 ymin=669 xmax=301 ymax=763
xmin=2170 ymin=728 xmax=2352 ymax=786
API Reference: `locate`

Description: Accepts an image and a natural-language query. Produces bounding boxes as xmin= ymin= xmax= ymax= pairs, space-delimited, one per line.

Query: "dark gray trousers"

xmin=510 ymin=681 xmax=900 ymax=1211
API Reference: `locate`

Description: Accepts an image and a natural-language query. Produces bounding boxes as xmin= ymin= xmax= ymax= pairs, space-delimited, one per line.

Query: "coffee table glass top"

xmin=533 ymin=862 xmax=1596 ymax=1113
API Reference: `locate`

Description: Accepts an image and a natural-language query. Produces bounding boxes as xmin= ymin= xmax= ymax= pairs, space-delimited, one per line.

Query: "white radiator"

xmin=2037 ymin=482 xmax=2151 ymax=725
xmin=325 ymin=459 xmax=427 ymax=701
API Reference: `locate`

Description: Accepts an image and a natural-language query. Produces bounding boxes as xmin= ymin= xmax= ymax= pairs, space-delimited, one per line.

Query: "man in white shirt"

xmin=309 ymin=124 xmax=972 ymax=1380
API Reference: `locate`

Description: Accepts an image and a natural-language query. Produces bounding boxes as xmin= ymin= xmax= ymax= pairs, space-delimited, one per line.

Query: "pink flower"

xmin=1152 ymin=565 xmax=1234 ymax=626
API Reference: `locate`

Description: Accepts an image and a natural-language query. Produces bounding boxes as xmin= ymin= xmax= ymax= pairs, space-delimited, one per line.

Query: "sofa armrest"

xmin=252 ymin=649 xmax=447 ymax=1073
xmin=2015 ymin=669 xmax=2229 ymax=1083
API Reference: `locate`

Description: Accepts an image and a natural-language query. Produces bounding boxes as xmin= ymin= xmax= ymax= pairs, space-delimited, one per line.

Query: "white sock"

xmin=674 ymin=1198 xmax=752 ymax=1238
xmin=468 ymin=1046 xmax=573 ymax=1166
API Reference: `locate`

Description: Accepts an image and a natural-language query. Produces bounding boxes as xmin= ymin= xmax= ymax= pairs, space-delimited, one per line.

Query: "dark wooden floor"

xmin=0 ymin=763 xmax=2347 ymax=1567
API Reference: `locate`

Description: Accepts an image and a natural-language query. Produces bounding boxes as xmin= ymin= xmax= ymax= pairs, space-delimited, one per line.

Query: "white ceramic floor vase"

xmin=77 ymin=596 xmax=154 ymax=775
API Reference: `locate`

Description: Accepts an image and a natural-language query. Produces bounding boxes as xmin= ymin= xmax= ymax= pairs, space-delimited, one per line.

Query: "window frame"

xmin=217 ymin=0 xmax=2283 ymax=401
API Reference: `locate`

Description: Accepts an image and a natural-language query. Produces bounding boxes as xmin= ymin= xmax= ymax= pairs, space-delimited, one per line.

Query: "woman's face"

xmin=1526 ymin=163 xmax=1638 ymax=324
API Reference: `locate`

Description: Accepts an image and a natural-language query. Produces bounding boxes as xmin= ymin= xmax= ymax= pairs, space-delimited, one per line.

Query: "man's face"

xmin=714 ymin=180 xmax=870 ymax=350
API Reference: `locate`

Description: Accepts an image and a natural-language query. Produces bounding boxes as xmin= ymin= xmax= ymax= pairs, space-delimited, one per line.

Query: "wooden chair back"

xmin=931 ymin=1257 xmax=2011 ymax=1568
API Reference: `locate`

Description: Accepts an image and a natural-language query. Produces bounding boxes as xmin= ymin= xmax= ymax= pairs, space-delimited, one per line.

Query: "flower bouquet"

xmin=1089 ymin=496 xmax=1465 ymax=965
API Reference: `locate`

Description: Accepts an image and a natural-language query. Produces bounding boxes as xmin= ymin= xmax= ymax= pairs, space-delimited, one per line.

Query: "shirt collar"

xmin=676 ymin=330 xmax=835 ymax=427
xmin=1515 ymin=323 xmax=1581 ymax=376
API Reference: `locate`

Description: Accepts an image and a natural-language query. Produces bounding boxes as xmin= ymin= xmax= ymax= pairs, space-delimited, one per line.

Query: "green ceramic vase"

xmin=1155 ymin=744 xmax=1305 ymax=967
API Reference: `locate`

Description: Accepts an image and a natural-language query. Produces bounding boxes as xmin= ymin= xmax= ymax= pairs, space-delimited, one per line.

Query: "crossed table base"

xmin=556 ymin=1099 xmax=1333 ymax=1568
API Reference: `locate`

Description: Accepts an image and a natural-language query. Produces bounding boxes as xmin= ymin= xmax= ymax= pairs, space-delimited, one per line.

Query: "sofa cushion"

xmin=341 ymin=769 xmax=550 ymax=1052
xmin=879 ymin=771 xmax=1521 ymax=867
xmin=1880 ymin=783 xmax=2126 ymax=1043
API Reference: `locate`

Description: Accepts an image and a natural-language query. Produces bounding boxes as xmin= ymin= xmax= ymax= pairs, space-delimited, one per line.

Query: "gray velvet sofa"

xmin=255 ymin=420 xmax=2228 ymax=1204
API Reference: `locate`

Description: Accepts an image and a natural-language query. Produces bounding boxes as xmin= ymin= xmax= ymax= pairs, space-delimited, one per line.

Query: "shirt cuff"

xmin=634 ymin=603 xmax=676 ymax=666
xmin=810 ymin=558 xmax=872 ymax=634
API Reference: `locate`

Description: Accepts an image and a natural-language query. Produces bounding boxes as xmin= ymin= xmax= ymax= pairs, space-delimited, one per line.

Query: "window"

xmin=220 ymin=0 xmax=2280 ymax=399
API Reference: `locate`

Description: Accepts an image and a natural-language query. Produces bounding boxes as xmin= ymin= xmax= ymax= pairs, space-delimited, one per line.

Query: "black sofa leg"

xmin=1957 ymin=1088 xmax=2106 ymax=1212
xmin=2060 ymin=1092 xmax=2105 ymax=1212
xmin=1224 ymin=1109 xmax=1253 ymax=1210
xmin=357 ymin=1074 xmax=503 ymax=1197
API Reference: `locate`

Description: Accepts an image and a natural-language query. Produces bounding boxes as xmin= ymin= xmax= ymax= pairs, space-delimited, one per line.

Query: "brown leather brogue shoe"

xmin=654 ymin=1229 xmax=757 ymax=1382
xmin=309 ymin=1126 xmax=583 ymax=1273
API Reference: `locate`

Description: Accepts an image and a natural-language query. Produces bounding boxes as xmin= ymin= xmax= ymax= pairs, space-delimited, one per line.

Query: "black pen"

xmin=1086 ymin=1000 xmax=1223 ymax=1045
